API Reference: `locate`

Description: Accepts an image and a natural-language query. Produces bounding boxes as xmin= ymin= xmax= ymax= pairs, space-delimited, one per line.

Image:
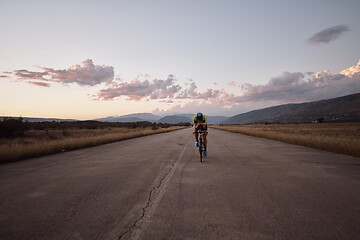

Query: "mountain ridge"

xmin=94 ymin=113 xmax=161 ymax=122
xmin=222 ymin=92 xmax=360 ymax=124
xmin=157 ymin=115 xmax=192 ymax=124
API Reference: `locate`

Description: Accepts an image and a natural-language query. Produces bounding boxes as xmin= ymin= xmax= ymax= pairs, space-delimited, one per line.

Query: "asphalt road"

xmin=0 ymin=128 xmax=359 ymax=240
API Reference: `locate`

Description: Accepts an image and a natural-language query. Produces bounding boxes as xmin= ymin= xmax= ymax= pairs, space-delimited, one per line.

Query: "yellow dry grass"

xmin=211 ymin=123 xmax=360 ymax=158
xmin=0 ymin=127 xmax=186 ymax=163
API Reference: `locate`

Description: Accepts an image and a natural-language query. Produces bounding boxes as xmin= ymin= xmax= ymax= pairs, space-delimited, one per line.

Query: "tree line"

xmin=0 ymin=118 xmax=191 ymax=138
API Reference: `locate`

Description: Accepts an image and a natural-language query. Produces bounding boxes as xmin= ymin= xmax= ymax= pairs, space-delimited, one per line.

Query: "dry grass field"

xmin=211 ymin=123 xmax=360 ymax=158
xmin=0 ymin=126 xmax=186 ymax=163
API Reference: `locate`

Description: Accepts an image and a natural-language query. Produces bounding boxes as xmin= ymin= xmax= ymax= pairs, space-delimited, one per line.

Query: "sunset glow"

xmin=1 ymin=0 xmax=359 ymax=119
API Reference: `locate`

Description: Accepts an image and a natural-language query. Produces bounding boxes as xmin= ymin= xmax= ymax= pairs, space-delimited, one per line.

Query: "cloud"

xmin=176 ymin=82 xmax=198 ymax=99
xmin=340 ymin=60 xmax=360 ymax=77
xmin=96 ymin=74 xmax=242 ymax=107
xmin=97 ymin=60 xmax=360 ymax=113
xmin=26 ymin=81 xmax=50 ymax=87
xmin=315 ymin=69 xmax=331 ymax=79
xmin=9 ymin=57 xmax=352 ymax=116
xmin=14 ymin=69 xmax=49 ymax=81
xmin=241 ymin=72 xmax=309 ymax=102
xmin=307 ymin=25 xmax=350 ymax=44
xmin=0 ymin=75 xmax=9 ymax=78
xmin=97 ymin=74 xmax=182 ymax=101
xmin=240 ymin=60 xmax=360 ymax=103
xmin=154 ymin=60 xmax=360 ymax=115
xmin=9 ymin=59 xmax=114 ymax=86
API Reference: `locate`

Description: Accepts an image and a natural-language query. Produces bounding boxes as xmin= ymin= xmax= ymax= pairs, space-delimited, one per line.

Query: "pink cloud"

xmin=153 ymin=60 xmax=360 ymax=115
xmin=97 ymin=75 xmax=181 ymax=101
xmin=9 ymin=59 xmax=114 ymax=87
xmin=26 ymin=81 xmax=50 ymax=87
xmin=96 ymin=75 xmax=242 ymax=107
xmin=13 ymin=69 xmax=49 ymax=81
xmin=7 ymin=58 xmax=359 ymax=116
xmin=240 ymin=60 xmax=360 ymax=103
xmin=227 ymin=81 xmax=237 ymax=86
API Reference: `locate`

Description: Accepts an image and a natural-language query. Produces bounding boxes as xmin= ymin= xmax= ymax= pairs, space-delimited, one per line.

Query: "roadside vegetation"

xmin=211 ymin=123 xmax=360 ymax=158
xmin=0 ymin=118 xmax=190 ymax=163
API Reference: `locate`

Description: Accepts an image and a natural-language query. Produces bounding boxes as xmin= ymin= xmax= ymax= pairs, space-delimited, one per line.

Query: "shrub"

xmin=0 ymin=118 xmax=30 ymax=138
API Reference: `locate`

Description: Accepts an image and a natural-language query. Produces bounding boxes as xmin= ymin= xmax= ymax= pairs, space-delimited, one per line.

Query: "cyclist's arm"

xmin=203 ymin=115 xmax=208 ymax=124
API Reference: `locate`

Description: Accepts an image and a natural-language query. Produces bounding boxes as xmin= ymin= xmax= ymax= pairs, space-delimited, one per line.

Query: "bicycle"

xmin=197 ymin=130 xmax=207 ymax=162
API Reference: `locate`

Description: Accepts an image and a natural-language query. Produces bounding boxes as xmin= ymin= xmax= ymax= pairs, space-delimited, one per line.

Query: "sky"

xmin=1 ymin=0 xmax=360 ymax=119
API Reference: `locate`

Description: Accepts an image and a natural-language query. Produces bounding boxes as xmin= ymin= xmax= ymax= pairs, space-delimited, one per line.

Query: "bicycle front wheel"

xmin=199 ymin=136 xmax=203 ymax=162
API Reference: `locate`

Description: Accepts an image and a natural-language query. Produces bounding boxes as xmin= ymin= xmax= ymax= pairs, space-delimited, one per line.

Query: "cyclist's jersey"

xmin=192 ymin=115 xmax=208 ymax=124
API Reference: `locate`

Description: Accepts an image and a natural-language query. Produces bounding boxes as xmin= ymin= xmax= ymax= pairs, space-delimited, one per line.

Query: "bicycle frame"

xmin=197 ymin=130 xmax=206 ymax=162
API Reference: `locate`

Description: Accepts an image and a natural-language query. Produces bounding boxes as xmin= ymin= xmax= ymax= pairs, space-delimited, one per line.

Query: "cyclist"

xmin=192 ymin=112 xmax=208 ymax=156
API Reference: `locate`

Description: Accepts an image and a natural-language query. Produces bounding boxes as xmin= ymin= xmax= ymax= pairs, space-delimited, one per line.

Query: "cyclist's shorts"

xmin=196 ymin=124 xmax=208 ymax=132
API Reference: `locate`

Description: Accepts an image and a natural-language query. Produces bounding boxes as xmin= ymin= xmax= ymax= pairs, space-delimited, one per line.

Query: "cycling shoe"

xmin=204 ymin=151 xmax=207 ymax=157
xmin=195 ymin=140 xmax=199 ymax=147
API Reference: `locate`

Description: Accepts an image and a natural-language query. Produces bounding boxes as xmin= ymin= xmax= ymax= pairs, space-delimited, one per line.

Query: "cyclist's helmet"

xmin=196 ymin=112 xmax=203 ymax=119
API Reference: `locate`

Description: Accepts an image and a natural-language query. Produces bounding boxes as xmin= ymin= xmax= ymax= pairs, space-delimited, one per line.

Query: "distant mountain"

xmin=207 ymin=116 xmax=229 ymax=124
xmin=157 ymin=115 xmax=192 ymax=124
xmin=173 ymin=114 xmax=194 ymax=119
xmin=168 ymin=114 xmax=228 ymax=124
xmin=95 ymin=113 xmax=161 ymax=122
xmin=157 ymin=114 xmax=229 ymax=124
xmin=222 ymin=93 xmax=360 ymax=124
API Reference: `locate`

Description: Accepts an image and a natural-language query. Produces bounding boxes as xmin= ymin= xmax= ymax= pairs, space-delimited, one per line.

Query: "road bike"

xmin=197 ymin=130 xmax=207 ymax=162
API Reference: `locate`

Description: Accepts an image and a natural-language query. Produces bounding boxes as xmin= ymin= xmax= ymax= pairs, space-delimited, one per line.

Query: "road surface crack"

xmin=118 ymin=144 xmax=186 ymax=240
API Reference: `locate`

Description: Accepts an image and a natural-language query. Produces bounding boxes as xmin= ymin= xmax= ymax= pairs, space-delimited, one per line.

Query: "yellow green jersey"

xmin=192 ymin=114 xmax=208 ymax=124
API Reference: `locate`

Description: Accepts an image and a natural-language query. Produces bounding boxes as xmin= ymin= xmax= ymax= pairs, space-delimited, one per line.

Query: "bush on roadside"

xmin=0 ymin=118 xmax=30 ymax=138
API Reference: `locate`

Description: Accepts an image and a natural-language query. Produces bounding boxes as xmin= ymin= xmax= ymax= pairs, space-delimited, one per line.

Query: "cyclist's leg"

xmin=194 ymin=124 xmax=200 ymax=147
xmin=203 ymin=132 xmax=208 ymax=150
xmin=203 ymin=123 xmax=208 ymax=149
xmin=193 ymin=124 xmax=198 ymax=140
